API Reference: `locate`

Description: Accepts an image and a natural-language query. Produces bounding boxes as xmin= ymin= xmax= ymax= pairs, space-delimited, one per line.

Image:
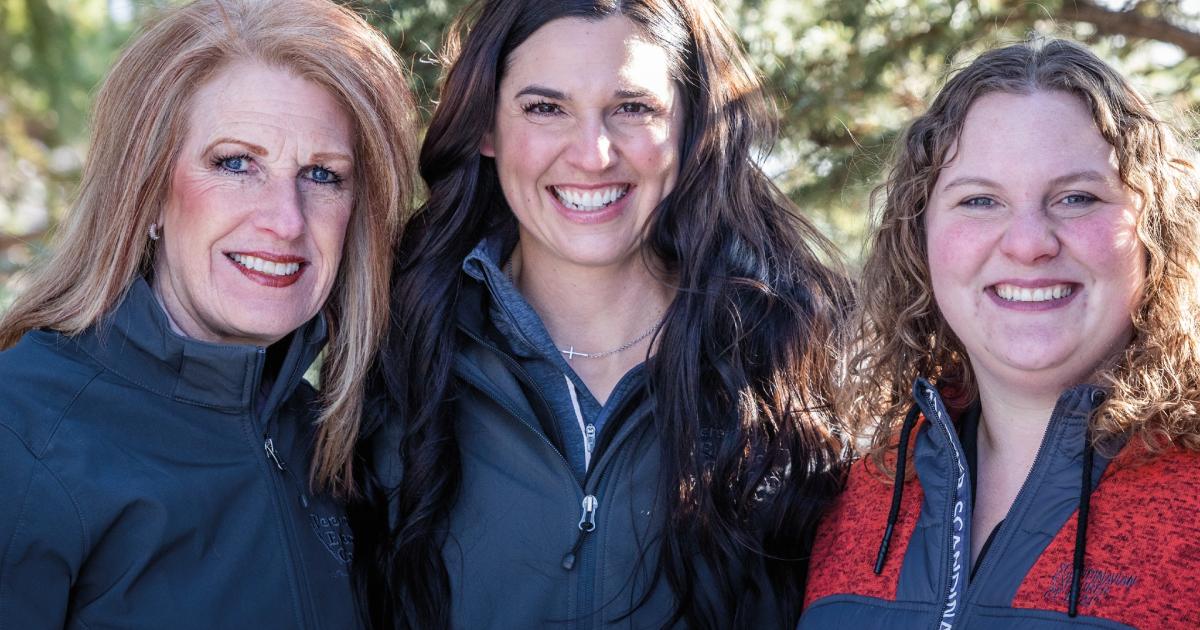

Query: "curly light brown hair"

xmin=846 ymin=37 xmax=1200 ymax=461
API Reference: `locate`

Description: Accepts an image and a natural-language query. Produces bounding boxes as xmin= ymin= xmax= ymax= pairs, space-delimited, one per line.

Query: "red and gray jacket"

xmin=800 ymin=378 xmax=1200 ymax=629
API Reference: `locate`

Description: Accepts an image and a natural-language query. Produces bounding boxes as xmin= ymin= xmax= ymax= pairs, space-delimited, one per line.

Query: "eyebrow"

xmin=940 ymin=169 xmax=1111 ymax=192
xmin=1047 ymin=169 xmax=1110 ymax=188
xmin=202 ymin=137 xmax=268 ymax=156
xmin=201 ymin=138 xmax=351 ymax=164
xmin=513 ymin=85 xmax=661 ymax=101
xmin=310 ymin=151 xmax=353 ymax=164
xmin=515 ymin=85 xmax=568 ymax=100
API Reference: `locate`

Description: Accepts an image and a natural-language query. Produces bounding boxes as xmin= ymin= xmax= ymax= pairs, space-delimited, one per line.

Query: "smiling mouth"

xmin=992 ymin=283 xmax=1075 ymax=303
xmin=228 ymin=253 xmax=303 ymax=277
xmin=551 ymin=185 xmax=630 ymax=211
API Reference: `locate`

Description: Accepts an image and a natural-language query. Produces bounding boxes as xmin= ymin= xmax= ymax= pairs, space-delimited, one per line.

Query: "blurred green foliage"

xmin=3 ymin=0 xmax=1199 ymax=308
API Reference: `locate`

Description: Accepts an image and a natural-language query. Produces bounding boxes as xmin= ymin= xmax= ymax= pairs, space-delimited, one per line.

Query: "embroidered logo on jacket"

xmin=310 ymin=513 xmax=354 ymax=565
xmin=1043 ymin=562 xmax=1137 ymax=608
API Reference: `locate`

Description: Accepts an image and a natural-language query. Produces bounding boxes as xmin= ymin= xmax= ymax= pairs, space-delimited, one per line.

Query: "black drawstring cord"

xmin=1068 ymin=426 xmax=1095 ymax=617
xmin=874 ymin=404 xmax=921 ymax=575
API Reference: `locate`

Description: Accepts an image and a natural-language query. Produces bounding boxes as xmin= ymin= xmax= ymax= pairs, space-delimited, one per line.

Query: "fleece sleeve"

xmin=0 ymin=424 xmax=85 ymax=630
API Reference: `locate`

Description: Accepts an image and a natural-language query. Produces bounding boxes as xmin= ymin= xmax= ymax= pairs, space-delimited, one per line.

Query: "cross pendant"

xmin=561 ymin=347 xmax=584 ymax=360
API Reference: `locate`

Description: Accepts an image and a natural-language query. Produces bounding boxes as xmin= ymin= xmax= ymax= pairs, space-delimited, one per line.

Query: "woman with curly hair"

xmin=801 ymin=38 xmax=1200 ymax=628
xmin=351 ymin=0 xmax=849 ymax=628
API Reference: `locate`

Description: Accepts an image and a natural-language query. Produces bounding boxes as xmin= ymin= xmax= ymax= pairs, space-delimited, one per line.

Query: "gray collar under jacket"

xmin=0 ymin=277 xmax=358 ymax=630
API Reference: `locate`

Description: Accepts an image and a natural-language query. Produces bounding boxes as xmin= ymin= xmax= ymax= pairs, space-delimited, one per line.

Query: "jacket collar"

xmin=72 ymin=277 xmax=327 ymax=414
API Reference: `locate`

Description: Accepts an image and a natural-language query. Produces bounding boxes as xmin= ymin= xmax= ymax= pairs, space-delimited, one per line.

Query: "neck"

xmin=974 ymin=373 xmax=1061 ymax=461
xmin=510 ymin=244 xmax=673 ymax=355
xmin=508 ymin=241 xmax=673 ymax=404
xmin=969 ymin=371 xmax=1063 ymax=564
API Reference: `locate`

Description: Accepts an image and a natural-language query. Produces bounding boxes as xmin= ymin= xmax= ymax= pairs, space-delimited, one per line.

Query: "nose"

xmin=998 ymin=204 xmax=1060 ymax=263
xmin=254 ymin=178 xmax=306 ymax=241
xmin=566 ymin=116 xmax=616 ymax=172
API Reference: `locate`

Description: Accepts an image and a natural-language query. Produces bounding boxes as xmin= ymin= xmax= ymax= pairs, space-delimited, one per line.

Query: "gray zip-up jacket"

xmin=365 ymin=274 xmax=680 ymax=629
xmin=799 ymin=378 xmax=1200 ymax=629
xmin=363 ymin=269 xmax=793 ymax=629
xmin=0 ymin=279 xmax=358 ymax=630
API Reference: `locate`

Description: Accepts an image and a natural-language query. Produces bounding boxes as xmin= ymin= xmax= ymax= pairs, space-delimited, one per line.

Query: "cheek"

xmin=925 ymin=214 xmax=990 ymax=331
xmin=1069 ymin=212 xmax=1146 ymax=301
xmin=494 ymin=127 xmax=559 ymax=209
xmin=925 ymin=214 xmax=983 ymax=278
xmin=312 ymin=203 xmax=353 ymax=262
xmin=162 ymin=174 xmax=237 ymax=267
xmin=624 ymin=125 xmax=679 ymax=171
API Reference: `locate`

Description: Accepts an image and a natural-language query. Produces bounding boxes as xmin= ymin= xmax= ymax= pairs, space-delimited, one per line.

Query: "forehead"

xmin=185 ymin=61 xmax=352 ymax=146
xmin=502 ymin=16 xmax=676 ymax=95
xmin=945 ymin=90 xmax=1116 ymax=174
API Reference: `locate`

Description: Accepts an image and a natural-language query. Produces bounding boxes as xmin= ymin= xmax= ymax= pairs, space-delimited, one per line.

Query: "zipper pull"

xmin=578 ymin=494 xmax=598 ymax=531
xmin=584 ymin=424 xmax=596 ymax=455
xmin=264 ymin=435 xmax=310 ymax=508
xmin=264 ymin=437 xmax=286 ymax=471
xmin=562 ymin=495 xmax=599 ymax=570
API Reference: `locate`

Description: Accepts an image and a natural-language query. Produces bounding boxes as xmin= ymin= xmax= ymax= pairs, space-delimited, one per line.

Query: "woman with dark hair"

xmin=0 ymin=0 xmax=417 ymax=627
xmin=801 ymin=39 xmax=1200 ymax=628
xmin=353 ymin=1 xmax=848 ymax=628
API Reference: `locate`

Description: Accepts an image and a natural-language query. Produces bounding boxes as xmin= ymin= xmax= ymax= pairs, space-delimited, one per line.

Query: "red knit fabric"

xmin=805 ymin=443 xmax=925 ymax=607
xmin=1012 ymin=446 xmax=1200 ymax=627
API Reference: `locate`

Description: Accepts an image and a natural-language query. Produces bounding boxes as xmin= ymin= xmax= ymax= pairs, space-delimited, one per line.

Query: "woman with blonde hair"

xmin=0 ymin=0 xmax=416 ymax=627
xmin=801 ymin=38 xmax=1200 ymax=628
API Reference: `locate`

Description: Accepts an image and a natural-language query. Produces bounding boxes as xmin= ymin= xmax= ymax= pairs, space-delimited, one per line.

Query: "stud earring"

xmin=149 ymin=222 xmax=160 ymax=241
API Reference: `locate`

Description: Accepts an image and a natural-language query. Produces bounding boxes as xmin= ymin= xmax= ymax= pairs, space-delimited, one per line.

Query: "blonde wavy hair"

xmin=847 ymin=38 xmax=1200 ymax=461
xmin=0 ymin=0 xmax=418 ymax=495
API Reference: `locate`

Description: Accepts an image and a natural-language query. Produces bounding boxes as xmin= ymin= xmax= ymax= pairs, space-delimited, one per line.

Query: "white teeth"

xmin=230 ymin=253 xmax=301 ymax=276
xmin=993 ymin=283 xmax=1073 ymax=302
xmin=552 ymin=185 xmax=629 ymax=211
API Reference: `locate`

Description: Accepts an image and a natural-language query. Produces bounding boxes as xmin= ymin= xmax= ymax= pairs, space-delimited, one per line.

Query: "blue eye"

xmin=214 ymin=154 xmax=251 ymax=173
xmin=1062 ymin=193 xmax=1097 ymax=205
xmin=961 ymin=196 xmax=995 ymax=208
xmin=305 ymin=165 xmax=342 ymax=185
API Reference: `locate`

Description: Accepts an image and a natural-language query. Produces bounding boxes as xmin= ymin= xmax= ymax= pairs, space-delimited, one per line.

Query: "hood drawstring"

xmin=874 ymin=404 xmax=921 ymax=575
xmin=1068 ymin=424 xmax=1095 ymax=617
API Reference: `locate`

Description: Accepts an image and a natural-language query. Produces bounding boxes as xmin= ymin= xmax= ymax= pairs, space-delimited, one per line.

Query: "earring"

xmin=149 ymin=222 xmax=160 ymax=241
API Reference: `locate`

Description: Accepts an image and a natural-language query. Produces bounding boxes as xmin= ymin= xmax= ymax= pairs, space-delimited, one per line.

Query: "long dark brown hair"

xmin=353 ymin=1 xmax=850 ymax=627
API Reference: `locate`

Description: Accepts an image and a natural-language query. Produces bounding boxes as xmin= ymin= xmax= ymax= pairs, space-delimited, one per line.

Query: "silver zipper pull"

xmin=578 ymin=494 xmax=598 ymax=532
xmin=563 ymin=495 xmax=600 ymax=570
xmin=584 ymin=424 xmax=596 ymax=455
xmin=264 ymin=437 xmax=286 ymax=471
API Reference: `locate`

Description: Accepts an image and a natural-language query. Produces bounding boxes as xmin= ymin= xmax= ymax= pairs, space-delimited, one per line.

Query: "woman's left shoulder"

xmin=1092 ymin=442 xmax=1200 ymax=527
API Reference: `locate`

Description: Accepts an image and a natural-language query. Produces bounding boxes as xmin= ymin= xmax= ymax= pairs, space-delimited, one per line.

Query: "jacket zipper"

xmin=457 ymin=321 xmax=650 ymax=628
xmin=959 ymin=387 xmax=1090 ymax=624
xmin=264 ymin=436 xmax=311 ymax=508
xmin=250 ymin=346 xmax=316 ymax=629
xmin=919 ymin=386 xmax=968 ymax=630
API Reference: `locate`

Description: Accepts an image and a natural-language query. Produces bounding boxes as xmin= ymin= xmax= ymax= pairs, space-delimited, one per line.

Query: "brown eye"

xmin=523 ymin=101 xmax=561 ymax=115
xmin=616 ymin=102 xmax=654 ymax=114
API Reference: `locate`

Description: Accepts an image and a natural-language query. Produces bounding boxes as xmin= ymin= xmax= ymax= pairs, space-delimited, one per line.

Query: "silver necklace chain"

xmin=505 ymin=257 xmax=664 ymax=361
